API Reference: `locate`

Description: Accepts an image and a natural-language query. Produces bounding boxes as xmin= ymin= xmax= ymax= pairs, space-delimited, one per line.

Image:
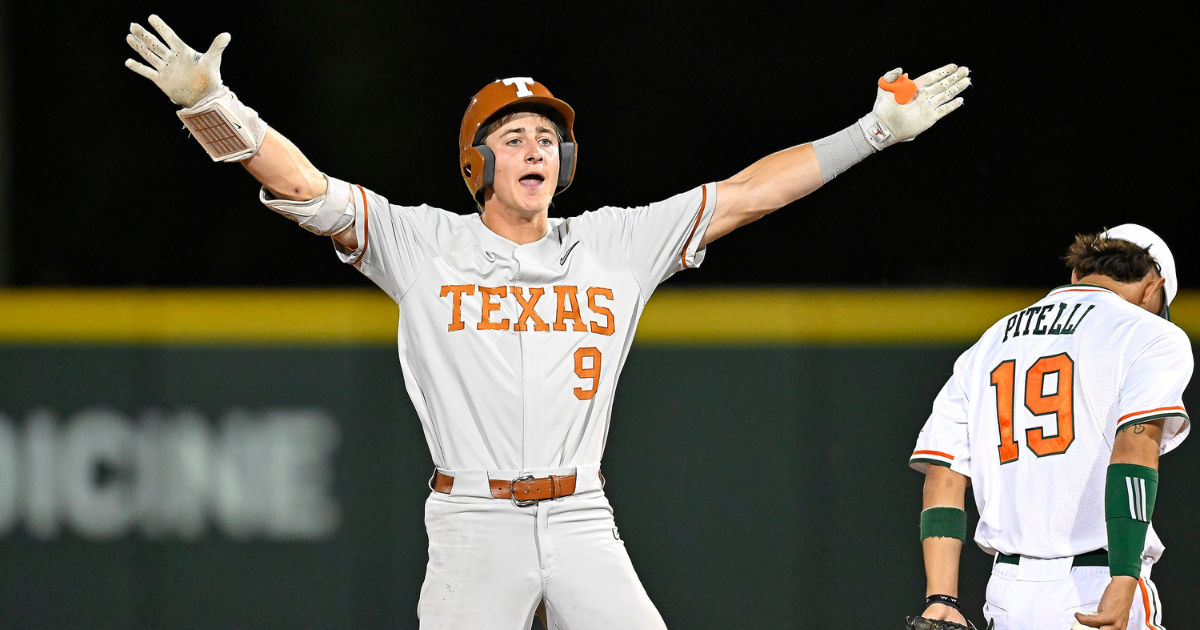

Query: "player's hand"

xmin=124 ymin=15 xmax=230 ymax=108
xmin=920 ymin=603 xmax=968 ymax=626
xmin=1073 ymin=576 xmax=1137 ymax=630
xmin=863 ymin=64 xmax=970 ymax=149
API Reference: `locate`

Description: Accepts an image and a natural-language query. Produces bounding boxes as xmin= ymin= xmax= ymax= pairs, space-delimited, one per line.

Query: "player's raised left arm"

xmin=703 ymin=65 xmax=969 ymax=248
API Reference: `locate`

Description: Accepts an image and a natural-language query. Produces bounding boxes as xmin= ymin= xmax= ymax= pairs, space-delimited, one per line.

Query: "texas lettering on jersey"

xmin=439 ymin=284 xmax=615 ymax=335
xmin=301 ymin=178 xmax=717 ymax=471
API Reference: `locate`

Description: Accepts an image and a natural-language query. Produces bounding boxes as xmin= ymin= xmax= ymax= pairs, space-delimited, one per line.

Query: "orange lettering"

xmin=439 ymin=284 xmax=475 ymax=331
xmin=574 ymin=347 xmax=602 ymax=400
xmin=587 ymin=287 xmax=614 ymax=336
xmin=511 ymin=287 xmax=550 ymax=332
xmin=477 ymin=286 xmax=510 ymax=330
xmin=553 ymin=286 xmax=588 ymax=332
xmin=1024 ymin=353 xmax=1075 ymax=457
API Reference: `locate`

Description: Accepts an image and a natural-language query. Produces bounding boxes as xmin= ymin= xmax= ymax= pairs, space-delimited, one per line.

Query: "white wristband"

xmin=812 ymin=121 xmax=877 ymax=184
xmin=259 ymin=176 xmax=354 ymax=236
xmin=176 ymin=86 xmax=267 ymax=162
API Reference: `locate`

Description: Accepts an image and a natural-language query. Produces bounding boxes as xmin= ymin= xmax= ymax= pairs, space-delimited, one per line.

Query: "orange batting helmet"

xmin=458 ymin=77 xmax=577 ymax=203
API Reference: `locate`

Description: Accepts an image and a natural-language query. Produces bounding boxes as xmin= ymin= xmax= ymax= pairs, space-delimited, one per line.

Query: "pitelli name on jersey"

xmin=1002 ymin=302 xmax=1095 ymax=343
xmin=439 ymin=284 xmax=615 ymax=335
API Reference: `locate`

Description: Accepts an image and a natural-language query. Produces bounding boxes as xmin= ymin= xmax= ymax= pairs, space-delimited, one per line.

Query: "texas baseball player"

xmin=124 ymin=14 xmax=970 ymax=629
xmin=907 ymin=226 xmax=1191 ymax=630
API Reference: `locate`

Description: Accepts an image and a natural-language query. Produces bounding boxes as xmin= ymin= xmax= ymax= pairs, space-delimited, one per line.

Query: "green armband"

xmin=1105 ymin=463 xmax=1159 ymax=577
xmin=920 ymin=507 xmax=967 ymax=542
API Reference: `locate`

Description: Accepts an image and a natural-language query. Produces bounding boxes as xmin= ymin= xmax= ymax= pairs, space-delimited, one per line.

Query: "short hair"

xmin=1064 ymin=230 xmax=1161 ymax=283
xmin=478 ymin=107 xmax=565 ymax=146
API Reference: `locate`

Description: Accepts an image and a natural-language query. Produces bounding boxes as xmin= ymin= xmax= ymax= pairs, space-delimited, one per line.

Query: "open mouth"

xmin=519 ymin=173 xmax=545 ymax=188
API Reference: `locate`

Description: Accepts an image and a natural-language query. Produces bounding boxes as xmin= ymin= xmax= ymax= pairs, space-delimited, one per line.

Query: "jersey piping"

xmin=347 ymin=184 xmax=371 ymax=266
xmin=680 ymin=185 xmax=708 ymax=270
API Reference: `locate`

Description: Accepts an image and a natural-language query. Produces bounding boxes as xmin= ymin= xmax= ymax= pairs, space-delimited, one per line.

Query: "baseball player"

xmin=124 ymin=14 xmax=970 ymax=629
xmin=907 ymin=225 xmax=1191 ymax=630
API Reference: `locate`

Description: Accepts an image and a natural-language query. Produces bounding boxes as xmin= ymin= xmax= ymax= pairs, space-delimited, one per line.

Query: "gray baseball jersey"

xmin=299 ymin=177 xmax=716 ymax=474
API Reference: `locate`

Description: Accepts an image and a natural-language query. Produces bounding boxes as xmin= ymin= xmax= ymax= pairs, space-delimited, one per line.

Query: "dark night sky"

xmin=8 ymin=1 xmax=1196 ymax=288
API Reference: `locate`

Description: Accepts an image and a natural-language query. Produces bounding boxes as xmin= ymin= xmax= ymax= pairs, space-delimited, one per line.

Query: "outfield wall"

xmin=0 ymin=289 xmax=1196 ymax=629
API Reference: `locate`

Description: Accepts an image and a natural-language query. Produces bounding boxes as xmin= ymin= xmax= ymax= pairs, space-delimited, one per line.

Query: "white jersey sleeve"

xmin=577 ymin=184 xmax=717 ymax=293
xmin=1115 ymin=326 xmax=1193 ymax=454
xmin=325 ymin=177 xmax=457 ymax=302
xmin=910 ymin=342 xmax=978 ymax=478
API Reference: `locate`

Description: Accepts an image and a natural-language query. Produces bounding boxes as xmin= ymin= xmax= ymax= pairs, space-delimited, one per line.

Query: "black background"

xmin=7 ymin=1 xmax=1195 ymax=288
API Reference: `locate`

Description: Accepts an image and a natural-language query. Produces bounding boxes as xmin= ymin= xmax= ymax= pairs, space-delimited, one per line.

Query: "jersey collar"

xmin=1046 ymin=283 xmax=1117 ymax=298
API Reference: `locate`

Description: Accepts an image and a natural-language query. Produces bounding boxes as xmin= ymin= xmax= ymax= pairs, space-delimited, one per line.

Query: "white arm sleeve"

xmin=910 ymin=343 xmax=978 ymax=476
xmin=1116 ymin=327 xmax=1193 ymax=454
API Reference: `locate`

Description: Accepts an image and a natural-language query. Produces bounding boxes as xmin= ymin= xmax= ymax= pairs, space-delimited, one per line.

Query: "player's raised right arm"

xmin=124 ymin=15 xmax=355 ymax=248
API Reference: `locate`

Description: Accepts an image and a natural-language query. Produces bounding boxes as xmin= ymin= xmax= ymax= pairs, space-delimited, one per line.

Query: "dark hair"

xmin=478 ymin=107 xmax=566 ymax=146
xmin=1064 ymin=230 xmax=1160 ymax=283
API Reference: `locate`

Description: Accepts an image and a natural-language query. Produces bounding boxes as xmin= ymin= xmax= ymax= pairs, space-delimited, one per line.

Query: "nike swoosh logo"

xmin=559 ymin=241 xmax=580 ymax=265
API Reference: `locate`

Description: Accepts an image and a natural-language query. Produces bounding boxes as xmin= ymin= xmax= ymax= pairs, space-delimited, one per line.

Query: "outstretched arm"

xmin=125 ymin=15 xmax=353 ymax=248
xmin=703 ymin=65 xmax=970 ymax=248
xmin=918 ymin=465 xmax=971 ymax=626
xmin=243 ymin=130 xmax=327 ymax=201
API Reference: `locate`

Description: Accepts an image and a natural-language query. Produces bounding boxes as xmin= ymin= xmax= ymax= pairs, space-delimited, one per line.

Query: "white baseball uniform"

xmin=274 ymin=177 xmax=716 ymax=629
xmin=910 ymin=284 xmax=1192 ymax=630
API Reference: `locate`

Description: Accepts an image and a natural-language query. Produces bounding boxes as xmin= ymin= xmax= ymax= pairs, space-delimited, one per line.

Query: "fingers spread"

xmin=147 ymin=14 xmax=188 ymax=52
xmin=934 ymin=97 xmax=964 ymax=119
xmin=126 ymin=34 xmax=165 ymax=69
xmin=915 ymin=63 xmax=959 ymax=89
xmin=130 ymin=23 xmax=170 ymax=59
xmin=883 ymin=67 xmax=903 ymax=82
xmin=124 ymin=58 xmax=158 ymax=81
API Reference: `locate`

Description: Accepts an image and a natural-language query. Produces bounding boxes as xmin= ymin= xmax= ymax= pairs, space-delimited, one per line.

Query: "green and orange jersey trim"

xmin=910 ymin=449 xmax=955 ymax=468
xmin=1115 ymin=406 xmax=1189 ymax=434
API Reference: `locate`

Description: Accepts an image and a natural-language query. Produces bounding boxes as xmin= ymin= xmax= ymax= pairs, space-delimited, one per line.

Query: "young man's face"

xmin=482 ymin=112 xmax=561 ymax=217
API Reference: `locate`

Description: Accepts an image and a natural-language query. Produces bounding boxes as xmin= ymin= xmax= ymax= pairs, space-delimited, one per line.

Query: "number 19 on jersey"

xmin=990 ymin=352 xmax=1076 ymax=463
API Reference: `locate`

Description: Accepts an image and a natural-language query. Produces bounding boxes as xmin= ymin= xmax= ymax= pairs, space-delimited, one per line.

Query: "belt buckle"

xmin=510 ymin=474 xmax=538 ymax=507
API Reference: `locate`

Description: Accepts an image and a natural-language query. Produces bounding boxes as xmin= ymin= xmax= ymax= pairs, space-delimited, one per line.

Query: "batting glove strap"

xmin=177 ymin=86 xmax=268 ymax=162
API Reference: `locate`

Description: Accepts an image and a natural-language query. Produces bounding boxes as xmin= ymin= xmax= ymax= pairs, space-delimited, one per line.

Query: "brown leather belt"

xmin=432 ymin=470 xmax=595 ymax=506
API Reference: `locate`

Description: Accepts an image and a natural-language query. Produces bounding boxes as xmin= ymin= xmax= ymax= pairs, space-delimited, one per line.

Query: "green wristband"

xmin=1105 ymin=464 xmax=1159 ymax=577
xmin=920 ymin=507 xmax=967 ymax=542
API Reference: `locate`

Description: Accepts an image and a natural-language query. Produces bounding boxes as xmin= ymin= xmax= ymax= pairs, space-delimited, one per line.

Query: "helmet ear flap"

xmin=459 ymin=145 xmax=496 ymax=202
xmin=557 ymin=142 xmax=576 ymax=194
xmin=476 ymin=145 xmax=495 ymax=200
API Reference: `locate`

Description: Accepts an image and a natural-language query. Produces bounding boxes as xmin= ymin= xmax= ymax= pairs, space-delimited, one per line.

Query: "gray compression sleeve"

xmin=812 ymin=122 xmax=876 ymax=184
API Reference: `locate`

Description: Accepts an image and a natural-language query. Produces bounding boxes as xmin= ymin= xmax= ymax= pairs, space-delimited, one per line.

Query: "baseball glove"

xmin=906 ymin=616 xmax=994 ymax=630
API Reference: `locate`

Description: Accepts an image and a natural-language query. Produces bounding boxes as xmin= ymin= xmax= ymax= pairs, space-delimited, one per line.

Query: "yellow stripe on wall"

xmin=1 ymin=288 xmax=1198 ymax=345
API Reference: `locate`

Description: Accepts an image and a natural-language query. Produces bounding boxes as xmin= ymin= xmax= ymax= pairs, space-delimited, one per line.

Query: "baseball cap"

xmin=1103 ymin=224 xmax=1176 ymax=320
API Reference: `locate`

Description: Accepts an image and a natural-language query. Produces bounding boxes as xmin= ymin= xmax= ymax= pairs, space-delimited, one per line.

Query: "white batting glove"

xmin=124 ymin=15 xmax=230 ymax=108
xmin=859 ymin=64 xmax=970 ymax=150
